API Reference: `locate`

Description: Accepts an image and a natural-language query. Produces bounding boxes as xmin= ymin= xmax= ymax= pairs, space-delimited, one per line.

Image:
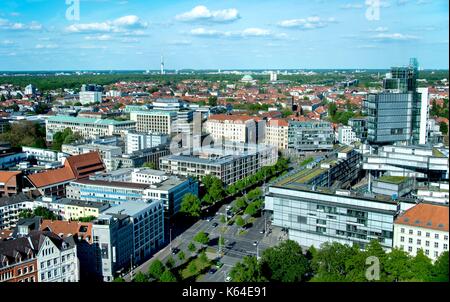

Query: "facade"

xmin=92 ymin=201 xmax=164 ymax=281
xmin=62 ymin=143 xmax=122 ymax=172
xmin=0 ymin=171 xmax=23 ymax=197
xmin=25 ymin=152 xmax=105 ymax=197
xmin=129 ymin=110 xmax=177 ymax=135
xmin=204 ymin=114 xmax=264 ymax=144
xmin=264 ymin=119 xmax=289 ymax=150
xmin=125 ymin=131 xmax=169 ymax=155
xmin=110 ymin=145 xmax=170 ymax=171
xmin=0 ymin=194 xmax=34 ymax=230
xmin=348 ymin=117 xmax=368 ymax=142
xmin=33 ymin=231 xmax=79 ymax=282
xmin=79 ymin=91 xmax=102 ymax=105
xmin=265 ymin=185 xmax=404 ymax=250
xmin=131 ymin=168 xmax=169 ymax=185
xmin=416 ymin=184 xmax=449 ymax=205
xmin=288 ymin=120 xmax=334 ymax=152
xmin=393 ymin=203 xmax=448 ymax=261
xmin=364 ymin=59 xmax=428 ymax=145
xmin=59 ymin=199 xmax=110 ymax=221
xmin=371 ymin=176 xmax=414 ymax=198
xmin=46 ymin=116 xmax=136 ymax=142
xmin=22 ymin=147 xmax=69 ymax=165
xmin=0 ymin=237 xmax=38 ymax=282
xmin=363 ymin=145 xmax=449 ymax=181
xmin=275 ymin=146 xmax=361 ymax=189
xmin=159 ymin=143 xmax=278 ymax=186
xmin=338 ymin=126 xmax=359 ymax=146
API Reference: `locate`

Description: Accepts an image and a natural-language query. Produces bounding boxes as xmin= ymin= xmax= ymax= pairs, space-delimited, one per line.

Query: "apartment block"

xmin=204 ymin=114 xmax=264 ymax=144
xmin=129 ymin=110 xmax=177 ymax=135
xmin=288 ymin=120 xmax=334 ymax=153
xmin=265 ymin=119 xmax=289 ymax=150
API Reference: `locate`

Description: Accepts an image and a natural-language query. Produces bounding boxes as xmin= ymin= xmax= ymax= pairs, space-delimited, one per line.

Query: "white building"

xmin=34 ymin=231 xmax=80 ymax=282
xmin=394 ymin=203 xmax=449 ymax=261
xmin=129 ymin=110 xmax=177 ymax=135
xmin=22 ymin=147 xmax=69 ymax=165
xmin=131 ymin=168 xmax=169 ymax=185
xmin=25 ymin=84 xmax=36 ymax=96
xmin=79 ymin=91 xmax=102 ymax=105
xmin=46 ymin=116 xmax=136 ymax=142
xmin=338 ymin=126 xmax=359 ymax=146
xmin=125 ymin=131 xmax=169 ymax=155
xmin=0 ymin=194 xmax=35 ymax=230
xmin=265 ymin=119 xmax=289 ymax=150
xmin=61 ymin=143 xmax=123 ymax=172
xmin=269 ymin=71 xmax=278 ymax=82
xmin=106 ymin=90 xmax=122 ymax=98
xmin=204 ymin=114 xmax=263 ymax=144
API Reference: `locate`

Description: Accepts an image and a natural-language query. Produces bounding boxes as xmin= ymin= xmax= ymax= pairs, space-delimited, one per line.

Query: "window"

xmin=408 ymin=238 xmax=413 ymax=244
xmin=17 ymin=269 xmax=21 ymax=275
xmin=426 ymin=232 xmax=430 ymax=238
xmin=434 ymin=251 xmax=439 ymax=258
xmin=47 ymin=271 xmax=51 ymax=279
xmin=408 ymin=246 xmax=412 ymax=252
xmin=426 ymin=241 xmax=430 ymax=247
xmin=23 ymin=267 xmax=27 ymax=274
xmin=417 ymin=239 xmax=421 ymax=245
xmin=400 ymin=236 xmax=404 ymax=242
xmin=445 ymin=235 xmax=448 ymax=241
xmin=409 ymin=230 xmax=413 ymax=235
xmin=417 ymin=231 xmax=421 ymax=236
xmin=425 ymin=250 xmax=429 ymax=255
xmin=54 ymin=259 xmax=57 ymax=265
xmin=434 ymin=242 xmax=439 ymax=248
xmin=435 ymin=234 xmax=439 ymax=239
xmin=41 ymin=273 xmax=44 ymax=280
xmin=444 ymin=244 xmax=448 ymax=250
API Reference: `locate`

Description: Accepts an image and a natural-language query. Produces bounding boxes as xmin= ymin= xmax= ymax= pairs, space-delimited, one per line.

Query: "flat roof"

xmin=73 ymin=178 xmax=149 ymax=190
xmin=104 ymin=201 xmax=157 ymax=217
xmin=377 ymin=175 xmax=409 ymax=184
xmin=47 ymin=115 xmax=135 ymax=126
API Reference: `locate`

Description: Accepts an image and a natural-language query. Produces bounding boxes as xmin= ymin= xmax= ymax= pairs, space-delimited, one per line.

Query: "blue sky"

xmin=0 ymin=0 xmax=448 ymax=70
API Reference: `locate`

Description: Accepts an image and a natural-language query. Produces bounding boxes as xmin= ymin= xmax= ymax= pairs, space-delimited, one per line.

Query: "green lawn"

xmin=180 ymin=257 xmax=211 ymax=280
xmin=378 ymin=175 xmax=408 ymax=184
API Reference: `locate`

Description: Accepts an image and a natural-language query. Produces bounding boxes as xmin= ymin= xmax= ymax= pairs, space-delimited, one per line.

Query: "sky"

xmin=0 ymin=0 xmax=448 ymax=71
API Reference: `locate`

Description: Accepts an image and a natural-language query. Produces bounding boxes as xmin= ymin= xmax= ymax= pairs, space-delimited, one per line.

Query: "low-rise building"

xmin=125 ymin=131 xmax=169 ymax=155
xmin=204 ymin=114 xmax=264 ymax=144
xmin=338 ymin=126 xmax=359 ymax=146
xmin=0 ymin=194 xmax=34 ymax=230
xmin=265 ymin=119 xmax=289 ymax=150
xmin=46 ymin=116 xmax=135 ymax=142
xmin=0 ymin=171 xmax=23 ymax=197
xmin=0 ymin=236 xmax=38 ymax=282
xmin=393 ymin=203 xmax=448 ymax=261
xmin=110 ymin=145 xmax=170 ymax=171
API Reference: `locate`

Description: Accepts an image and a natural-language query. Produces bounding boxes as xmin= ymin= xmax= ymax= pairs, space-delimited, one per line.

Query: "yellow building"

xmin=60 ymin=199 xmax=110 ymax=221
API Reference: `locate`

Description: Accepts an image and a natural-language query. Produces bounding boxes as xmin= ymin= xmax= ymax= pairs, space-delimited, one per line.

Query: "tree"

xmin=159 ymin=269 xmax=177 ymax=282
xmin=143 ymin=161 xmax=156 ymax=169
xmin=188 ymin=261 xmax=197 ymax=274
xmin=201 ymin=175 xmax=224 ymax=204
xmin=51 ymin=128 xmax=80 ymax=151
xmin=440 ymin=122 xmax=448 ymax=135
xmin=244 ymin=202 xmax=260 ymax=217
xmin=178 ymin=251 xmax=186 ymax=261
xmin=384 ymin=248 xmax=413 ymax=282
xmin=0 ymin=120 xmax=46 ymax=149
xmin=0 ymin=95 xmax=6 ymax=102
xmin=113 ymin=277 xmax=125 ymax=282
xmin=199 ymin=251 xmax=208 ymax=264
xmin=148 ymin=260 xmax=165 ymax=280
xmin=311 ymin=242 xmax=356 ymax=282
xmin=260 ymin=240 xmax=311 ymax=282
xmin=230 ymin=256 xmax=264 ymax=282
xmin=33 ymin=207 xmax=57 ymax=220
xmin=180 ymin=193 xmax=202 ymax=217
xmin=328 ymin=102 xmax=337 ymax=117
xmin=193 ymin=232 xmax=209 ymax=245
xmin=235 ymin=197 xmax=247 ymax=211
xmin=19 ymin=209 xmax=34 ymax=219
xmin=166 ymin=257 xmax=175 ymax=269
xmin=431 ymin=251 xmax=449 ymax=282
xmin=235 ymin=216 xmax=246 ymax=228
xmin=133 ymin=272 xmax=148 ymax=282
xmin=188 ymin=242 xmax=196 ymax=253
xmin=208 ymin=96 xmax=218 ymax=107
xmin=410 ymin=249 xmax=434 ymax=281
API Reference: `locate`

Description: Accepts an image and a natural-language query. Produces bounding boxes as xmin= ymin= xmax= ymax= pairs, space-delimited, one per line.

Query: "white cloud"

xmin=241 ymin=28 xmax=271 ymax=37
xmin=0 ymin=19 xmax=42 ymax=31
xmin=35 ymin=44 xmax=59 ymax=49
xmin=340 ymin=3 xmax=364 ymax=9
xmin=85 ymin=34 xmax=112 ymax=41
xmin=1 ymin=40 xmax=15 ymax=45
xmin=169 ymin=40 xmax=192 ymax=45
xmin=189 ymin=28 xmax=224 ymax=37
xmin=66 ymin=15 xmax=148 ymax=33
xmin=370 ymin=26 xmax=389 ymax=32
xmin=278 ymin=16 xmax=335 ymax=29
xmin=188 ymin=27 xmax=288 ymax=40
xmin=176 ymin=5 xmax=240 ymax=23
xmin=372 ymin=33 xmax=419 ymax=41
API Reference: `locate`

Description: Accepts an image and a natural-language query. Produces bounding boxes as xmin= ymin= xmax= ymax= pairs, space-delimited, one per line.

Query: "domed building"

xmin=240 ymin=74 xmax=256 ymax=84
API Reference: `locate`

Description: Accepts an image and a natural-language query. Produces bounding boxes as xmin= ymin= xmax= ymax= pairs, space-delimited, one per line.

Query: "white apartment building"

xmin=35 ymin=231 xmax=80 ymax=282
xmin=265 ymin=119 xmax=289 ymax=150
xmin=129 ymin=110 xmax=177 ymax=135
xmin=131 ymin=168 xmax=169 ymax=185
xmin=125 ymin=131 xmax=169 ymax=154
xmin=394 ymin=203 xmax=449 ymax=261
xmin=0 ymin=194 xmax=35 ymax=230
xmin=79 ymin=91 xmax=102 ymax=105
xmin=46 ymin=116 xmax=136 ymax=142
xmin=204 ymin=114 xmax=263 ymax=144
xmin=338 ymin=126 xmax=359 ymax=146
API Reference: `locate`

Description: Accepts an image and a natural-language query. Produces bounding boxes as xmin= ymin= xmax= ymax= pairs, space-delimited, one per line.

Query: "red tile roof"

xmin=64 ymin=152 xmax=105 ymax=179
xmin=40 ymin=220 xmax=93 ymax=243
xmin=395 ymin=203 xmax=449 ymax=232
xmin=0 ymin=171 xmax=21 ymax=184
xmin=27 ymin=166 xmax=75 ymax=188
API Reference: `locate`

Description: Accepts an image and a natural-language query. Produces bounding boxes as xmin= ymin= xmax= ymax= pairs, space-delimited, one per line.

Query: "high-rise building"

xmin=364 ymin=58 xmax=428 ymax=145
xmin=160 ymin=55 xmax=165 ymax=75
xmin=288 ymin=120 xmax=334 ymax=152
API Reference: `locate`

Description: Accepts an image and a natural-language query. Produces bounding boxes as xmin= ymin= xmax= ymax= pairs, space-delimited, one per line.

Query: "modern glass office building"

xmin=264 ymin=184 xmax=417 ymax=250
xmin=288 ymin=121 xmax=334 ymax=152
xmin=364 ymin=58 xmax=428 ymax=145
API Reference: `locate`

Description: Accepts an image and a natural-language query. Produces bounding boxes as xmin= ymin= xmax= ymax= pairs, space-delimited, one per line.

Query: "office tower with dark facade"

xmin=364 ymin=58 xmax=428 ymax=146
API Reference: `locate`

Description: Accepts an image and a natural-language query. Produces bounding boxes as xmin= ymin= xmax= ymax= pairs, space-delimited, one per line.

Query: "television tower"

xmin=160 ymin=55 xmax=165 ymax=75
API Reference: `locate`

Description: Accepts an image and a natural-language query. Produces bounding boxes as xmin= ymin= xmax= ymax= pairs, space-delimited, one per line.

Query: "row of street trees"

xmin=230 ymin=240 xmax=449 ymax=282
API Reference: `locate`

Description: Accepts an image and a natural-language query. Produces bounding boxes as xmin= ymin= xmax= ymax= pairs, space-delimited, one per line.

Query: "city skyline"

xmin=0 ymin=0 xmax=449 ymax=71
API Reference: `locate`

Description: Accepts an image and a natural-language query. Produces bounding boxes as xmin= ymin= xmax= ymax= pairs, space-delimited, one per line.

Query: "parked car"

xmin=209 ymin=268 xmax=217 ymax=274
xmin=253 ymin=241 xmax=258 ymax=246
xmin=225 ymin=276 xmax=232 ymax=282
xmin=171 ymin=247 xmax=180 ymax=255
xmin=212 ymin=222 xmax=218 ymax=227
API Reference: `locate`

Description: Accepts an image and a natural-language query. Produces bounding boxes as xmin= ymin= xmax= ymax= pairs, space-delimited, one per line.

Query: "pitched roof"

xmin=27 ymin=166 xmax=75 ymax=189
xmin=0 ymin=230 xmax=13 ymax=240
xmin=395 ymin=203 xmax=449 ymax=232
xmin=207 ymin=114 xmax=262 ymax=123
xmin=0 ymin=237 xmax=35 ymax=264
xmin=0 ymin=171 xmax=21 ymax=185
xmin=267 ymin=118 xmax=289 ymax=127
xmin=0 ymin=193 xmax=32 ymax=207
xmin=40 ymin=220 xmax=93 ymax=243
xmin=64 ymin=152 xmax=105 ymax=179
